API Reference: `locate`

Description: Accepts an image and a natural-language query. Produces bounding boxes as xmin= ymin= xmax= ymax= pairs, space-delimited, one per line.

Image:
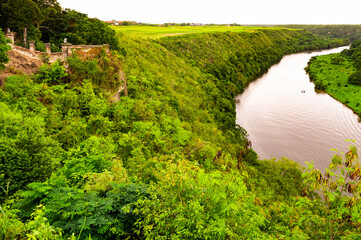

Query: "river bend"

xmin=236 ymin=46 xmax=361 ymax=170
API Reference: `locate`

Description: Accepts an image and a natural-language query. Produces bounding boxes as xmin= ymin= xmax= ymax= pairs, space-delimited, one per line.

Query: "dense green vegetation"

xmin=0 ymin=27 xmax=10 ymax=70
xmin=281 ymin=25 xmax=361 ymax=42
xmin=2 ymin=17 xmax=361 ymax=239
xmin=306 ymin=41 xmax=361 ymax=115
xmin=157 ymin=29 xmax=347 ymax=135
xmin=0 ymin=0 xmax=119 ymax=50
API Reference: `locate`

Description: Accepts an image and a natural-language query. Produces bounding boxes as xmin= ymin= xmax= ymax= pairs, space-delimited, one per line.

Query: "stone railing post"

xmin=29 ymin=41 xmax=35 ymax=52
xmin=61 ymin=43 xmax=72 ymax=68
xmin=61 ymin=43 xmax=72 ymax=59
xmin=45 ymin=43 xmax=51 ymax=55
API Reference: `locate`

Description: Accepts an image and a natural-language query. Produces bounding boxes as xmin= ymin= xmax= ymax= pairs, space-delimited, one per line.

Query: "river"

xmin=235 ymin=46 xmax=361 ymax=170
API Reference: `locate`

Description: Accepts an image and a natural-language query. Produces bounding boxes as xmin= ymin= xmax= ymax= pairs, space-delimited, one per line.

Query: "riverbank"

xmin=306 ymin=52 xmax=361 ymax=115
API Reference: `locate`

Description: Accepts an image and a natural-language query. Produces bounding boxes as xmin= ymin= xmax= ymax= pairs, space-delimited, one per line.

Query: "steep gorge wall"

xmin=118 ymin=29 xmax=347 ymax=159
xmin=156 ymin=29 xmax=347 ymax=133
xmin=159 ymin=29 xmax=346 ymax=96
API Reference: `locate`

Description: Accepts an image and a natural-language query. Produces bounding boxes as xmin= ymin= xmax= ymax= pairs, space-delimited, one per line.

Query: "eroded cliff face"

xmin=0 ymin=49 xmax=43 ymax=85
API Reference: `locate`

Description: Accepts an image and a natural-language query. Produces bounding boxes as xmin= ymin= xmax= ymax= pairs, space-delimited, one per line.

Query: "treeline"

xmin=1 ymin=25 xmax=361 ymax=239
xmin=342 ymin=40 xmax=361 ymax=85
xmin=281 ymin=24 xmax=361 ymax=42
xmin=0 ymin=0 xmax=119 ymax=50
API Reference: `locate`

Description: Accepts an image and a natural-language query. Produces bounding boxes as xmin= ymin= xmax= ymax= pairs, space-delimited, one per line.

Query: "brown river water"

xmin=235 ymin=46 xmax=361 ymax=170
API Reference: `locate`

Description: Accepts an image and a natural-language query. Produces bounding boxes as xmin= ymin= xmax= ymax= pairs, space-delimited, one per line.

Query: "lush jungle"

xmin=1 ymin=1 xmax=361 ymax=239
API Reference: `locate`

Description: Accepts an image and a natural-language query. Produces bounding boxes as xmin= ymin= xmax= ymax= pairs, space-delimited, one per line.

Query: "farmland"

xmin=111 ymin=25 xmax=291 ymax=38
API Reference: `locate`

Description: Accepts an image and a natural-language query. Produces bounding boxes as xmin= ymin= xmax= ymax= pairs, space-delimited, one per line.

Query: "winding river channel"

xmin=235 ymin=46 xmax=361 ymax=170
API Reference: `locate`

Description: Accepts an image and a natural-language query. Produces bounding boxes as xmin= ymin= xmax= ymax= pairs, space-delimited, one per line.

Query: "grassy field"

xmin=111 ymin=25 xmax=290 ymax=39
xmin=307 ymin=54 xmax=361 ymax=114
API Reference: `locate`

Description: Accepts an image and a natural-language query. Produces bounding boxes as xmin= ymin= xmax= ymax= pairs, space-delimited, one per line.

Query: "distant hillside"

xmin=280 ymin=25 xmax=361 ymax=42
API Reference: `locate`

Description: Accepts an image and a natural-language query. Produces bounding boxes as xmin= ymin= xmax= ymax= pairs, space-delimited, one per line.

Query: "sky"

xmin=57 ymin=0 xmax=360 ymax=25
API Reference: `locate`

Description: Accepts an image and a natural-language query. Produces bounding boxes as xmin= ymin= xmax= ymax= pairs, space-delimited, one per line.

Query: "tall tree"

xmin=1 ymin=0 xmax=44 ymax=46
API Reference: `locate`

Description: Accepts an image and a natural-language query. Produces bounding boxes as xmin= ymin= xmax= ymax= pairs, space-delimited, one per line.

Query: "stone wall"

xmin=6 ymin=41 xmax=110 ymax=64
xmin=61 ymin=44 xmax=110 ymax=59
xmin=11 ymin=45 xmax=45 ymax=61
xmin=4 ymin=29 xmax=111 ymax=66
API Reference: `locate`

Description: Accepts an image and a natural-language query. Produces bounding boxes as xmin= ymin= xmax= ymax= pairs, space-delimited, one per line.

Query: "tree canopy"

xmin=0 ymin=0 xmax=119 ymax=50
xmin=1 ymin=0 xmax=44 ymax=31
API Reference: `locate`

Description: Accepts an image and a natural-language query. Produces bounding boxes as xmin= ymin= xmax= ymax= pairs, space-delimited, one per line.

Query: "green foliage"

xmin=0 ymin=29 xmax=10 ymax=70
xmin=351 ymin=39 xmax=361 ymax=49
xmin=302 ymin=144 xmax=361 ymax=239
xmin=348 ymin=70 xmax=361 ymax=86
xmin=248 ymin=158 xmax=305 ymax=202
xmin=132 ymin=160 xmax=268 ymax=239
xmin=330 ymin=54 xmax=345 ymax=65
xmin=0 ymin=100 xmax=62 ymax=198
xmin=0 ymin=205 xmax=26 ymax=239
xmin=281 ymin=24 xmax=360 ymax=42
xmin=25 ymin=205 xmax=63 ymax=240
xmin=27 ymin=24 xmax=42 ymax=42
xmin=158 ymin=30 xmax=346 ymax=137
xmin=67 ymin=49 xmax=123 ymax=92
xmin=0 ymin=0 xmax=119 ymax=50
xmin=0 ymin=27 xmax=355 ymax=239
xmin=314 ymin=79 xmax=328 ymax=90
xmin=41 ymin=9 xmax=120 ymax=50
xmin=16 ymin=172 xmax=148 ymax=239
xmin=116 ymin=33 xmax=246 ymax=173
xmin=36 ymin=61 xmax=67 ymax=85
xmin=306 ymin=53 xmax=361 ymax=114
xmin=0 ymin=0 xmax=44 ymax=31
xmin=1 ymin=204 xmax=67 ymax=240
xmin=349 ymin=45 xmax=361 ymax=70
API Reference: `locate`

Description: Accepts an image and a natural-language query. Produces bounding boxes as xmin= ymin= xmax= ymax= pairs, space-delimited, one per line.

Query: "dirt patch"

xmin=161 ymin=33 xmax=189 ymax=37
xmin=0 ymin=49 xmax=43 ymax=85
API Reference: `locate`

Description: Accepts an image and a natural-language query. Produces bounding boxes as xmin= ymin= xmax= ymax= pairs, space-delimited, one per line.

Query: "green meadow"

xmin=111 ymin=25 xmax=290 ymax=38
xmin=306 ymin=53 xmax=361 ymax=114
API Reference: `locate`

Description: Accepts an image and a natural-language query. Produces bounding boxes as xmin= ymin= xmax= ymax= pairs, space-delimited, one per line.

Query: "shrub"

xmin=330 ymin=54 xmax=345 ymax=65
xmin=36 ymin=61 xmax=67 ymax=85
xmin=0 ymin=102 xmax=62 ymax=199
xmin=348 ymin=70 xmax=361 ymax=86
xmin=315 ymin=80 xmax=328 ymax=90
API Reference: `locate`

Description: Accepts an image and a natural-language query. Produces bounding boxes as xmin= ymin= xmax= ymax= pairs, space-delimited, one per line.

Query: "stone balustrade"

xmin=4 ymin=29 xmax=110 ymax=64
xmin=6 ymin=41 xmax=110 ymax=63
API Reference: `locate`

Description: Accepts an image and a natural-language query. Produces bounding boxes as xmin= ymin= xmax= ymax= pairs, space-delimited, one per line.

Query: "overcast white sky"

xmin=57 ymin=0 xmax=360 ymax=25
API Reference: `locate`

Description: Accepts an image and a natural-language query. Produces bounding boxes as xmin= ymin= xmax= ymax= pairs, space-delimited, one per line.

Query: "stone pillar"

xmin=103 ymin=44 xmax=110 ymax=53
xmin=29 ymin=41 xmax=35 ymax=52
xmin=61 ymin=43 xmax=72 ymax=59
xmin=45 ymin=43 xmax=51 ymax=55
xmin=5 ymin=32 xmax=14 ymax=44
xmin=61 ymin=43 xmax=72 ymax=69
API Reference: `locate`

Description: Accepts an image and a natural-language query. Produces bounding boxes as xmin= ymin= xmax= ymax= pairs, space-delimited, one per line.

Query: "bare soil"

xmin=0 ymin=49 xmax=43 ymax=85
